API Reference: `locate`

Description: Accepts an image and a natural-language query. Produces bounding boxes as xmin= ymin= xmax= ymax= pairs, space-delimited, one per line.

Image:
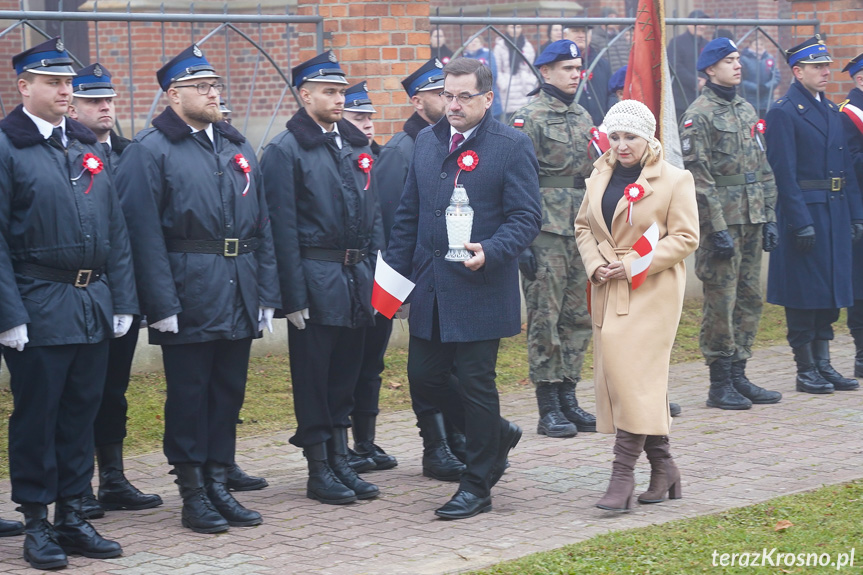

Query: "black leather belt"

xmin=301 ymin=246 xmax=369 ymax=266
xmin=165 ymin=237 xmax=260 ymax=257
xmin=14 ymin=262 xmax=104 ymax=288
xmin=539 ymin=175 xmax=586 ymax=189
xmin=799 ymin=178 xmax=844 ymax=191
xmin=712 ymin=171 xmax=772 ymax=186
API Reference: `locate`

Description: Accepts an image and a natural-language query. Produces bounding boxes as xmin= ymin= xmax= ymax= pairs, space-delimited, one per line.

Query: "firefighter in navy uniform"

xmin=0 ymin=38 xmax=136 ymax=569
xmin=764 ymin=36 xmax=863 ymax=395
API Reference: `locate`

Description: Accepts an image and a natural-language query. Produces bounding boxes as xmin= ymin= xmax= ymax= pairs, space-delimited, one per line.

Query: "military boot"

xmin=53 ymin=497 xmax=122 ymax=558
xmin=417 ymin=412 xmax=466 ymax=481
xmin=851 ymin=330 xmax=863 ymax=378
xmin=813 ymin=340 xmax=859 ymax=391
xmin=18 ymin=503 xmax=67 ymax=570
xmin=730 ymin=360 xmax=782 ymax=404
xmin=97 ymin=443 xmax=163 ymax=510
xmin=80 ymin=483 xmax=105 ymax=519
xmin=535 ymin=383 xmax=577 ymax=438
xmin=558 ymin=380 xmax=597 ymax=432
xmin=226 ymin=463 xmax=269 ymax=492
xmin=0 ymin=516 xmax=23 ymax=537
xmin=443 ymin=416 xmax=467 ymax=463
xmin=792 ymin=343 xmax=834 ymax=394
xmin=327 ymin=428 xmax=379 ymax=500
xmin=203 ymin=462 xmax=262 ymax=527
xmin=351 ymin=414 xmax=398 ymax=471
xmin=172 ymin=464 xmax=229 ymax=533
xmin=303 ymin=442 xmax=357 ymax=505
xmin=706 ymin=357 xmax=752 ymax=409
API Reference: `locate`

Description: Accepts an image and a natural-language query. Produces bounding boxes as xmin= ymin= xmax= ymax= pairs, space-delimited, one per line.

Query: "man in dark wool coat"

xmin=260 ymin=51 xmax=385 ymax=506
xmin=386 ymin=57 xmax=542 ymax=520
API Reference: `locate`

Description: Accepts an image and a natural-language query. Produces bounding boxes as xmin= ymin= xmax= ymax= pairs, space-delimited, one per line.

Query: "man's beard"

xmin=184 ymin=102 xmax=222 ymax=125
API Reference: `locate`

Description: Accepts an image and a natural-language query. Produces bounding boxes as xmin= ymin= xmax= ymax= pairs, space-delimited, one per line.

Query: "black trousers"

xmin=785 ymin=307 xmax=840 ymax=348
xmin=5 ymin=341 xmax=109 ymax=504
xmin=352 ymin=314 xmax=393 ymax=417
xmin=288 ymin=323 xmax=364 ymax=448
xmin=162 ymin=338 xmax=252 ymax=465
xmin=407 ymin=310 xmax=503 ymax=499
xmin=93 ymin=316 xmax=141 ymax=447
xmin=848 ymin=300 xmax=863 ymax=334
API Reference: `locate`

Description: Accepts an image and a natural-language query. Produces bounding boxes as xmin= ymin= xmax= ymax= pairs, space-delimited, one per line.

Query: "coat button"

xmin=435 ymin=209 xmax=442 ymax=216
xmin=440 ymin=172 xmax=447 ymax=179
xmin=428 ymin=285 xmax=434 ymax=292
xmin=434 ymin=250 xmax=441 ymax=257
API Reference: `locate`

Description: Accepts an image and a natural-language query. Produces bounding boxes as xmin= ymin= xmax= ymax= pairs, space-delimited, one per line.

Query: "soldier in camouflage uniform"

xmin=679 ymin=38 xmax=783 ymax=410
xmin=511 ymin=40 xmax=596 ymax=438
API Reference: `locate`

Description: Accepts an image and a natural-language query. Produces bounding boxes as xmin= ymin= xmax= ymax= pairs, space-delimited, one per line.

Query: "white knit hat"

xmin=603 ymin=100 xmax=657 ymax=144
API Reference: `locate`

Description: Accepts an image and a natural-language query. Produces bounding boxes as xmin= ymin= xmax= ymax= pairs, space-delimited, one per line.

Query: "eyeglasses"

xmin=174 ymin=82 xmax=225 ymax=95
xmin=440 ymin=91 xmax=488 ymax=104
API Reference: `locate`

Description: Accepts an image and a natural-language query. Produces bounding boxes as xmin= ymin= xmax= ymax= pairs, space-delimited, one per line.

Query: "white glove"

xmin=113 ymin=314 xmax=133 ymax=338
xmin=287 ymin=308 xmax=310 ymax=330
xmin=0 ymin=324 xmax=28 ymax=351
xmin=150 ymin=315 xmax=179 ymax=333
xmin=258 ymin=307 xmax=275 ymax=333
xmin=395 ymin=303 xmax=410 ymax=320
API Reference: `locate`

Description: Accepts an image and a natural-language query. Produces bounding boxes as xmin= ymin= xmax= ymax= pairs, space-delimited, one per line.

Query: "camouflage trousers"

xmin=695 ymin=223 xmax=764 ymax=365
xmin=522 ymin=232 xmax=592 ymax=384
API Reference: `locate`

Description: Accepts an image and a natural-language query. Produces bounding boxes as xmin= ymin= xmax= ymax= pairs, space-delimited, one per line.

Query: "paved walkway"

xmin=1 ymin=336 xmax=862 ymax=574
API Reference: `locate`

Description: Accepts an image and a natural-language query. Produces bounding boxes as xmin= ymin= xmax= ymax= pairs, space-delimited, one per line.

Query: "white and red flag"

xmin=630 ymin=222 xmax=659 ymax=290
xmin=371 ymin=251 xmax=415 ymax=319
xmin=841 ymin=100 xmax=863 ymax=136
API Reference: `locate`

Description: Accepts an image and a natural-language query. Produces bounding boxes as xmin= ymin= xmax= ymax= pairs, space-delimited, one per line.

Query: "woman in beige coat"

xmin=575 ymin=100 xmax=699 ymax=512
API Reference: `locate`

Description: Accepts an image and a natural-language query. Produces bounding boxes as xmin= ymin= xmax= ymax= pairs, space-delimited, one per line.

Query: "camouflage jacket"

xmin=680 ymin=87 xmax=777 ymax=233
xmin=511 ymin=89 xmax=594 ymax=236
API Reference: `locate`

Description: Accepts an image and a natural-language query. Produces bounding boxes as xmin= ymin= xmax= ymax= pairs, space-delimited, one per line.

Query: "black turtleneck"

xmin=603 ymin=162 xmax=643 ymax=232
xmin=706 ymin=81 xmax=736 ymax=102
xmin=540 ymin=83 xmax=576 ymax=106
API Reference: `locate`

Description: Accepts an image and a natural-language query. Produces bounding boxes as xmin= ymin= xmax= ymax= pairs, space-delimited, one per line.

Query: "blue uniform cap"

xmin=608 ymin=65 xmax=627 ymax=93
xmin=534 ymin=40 xmax=581 ymax=67
xmin=219 ymin=99 xmax=231 ymax=114
xmin=291 ymin=51 xmax=347 ymax=88
xmin=344 ymin=81 xmax=376 ymax=113
xmin=12 ymin=37 xmax=76 ymax=76
xmin=697 ymin=38 xmax=739 ymax=72
xmin=842 ymin=53 xmax=863 ymax=78
xmin=73 ymin=63 xmax=117 ymax=98
xmin=157 ymin=45 xmax=218 ymax=92
xmin=402 ymin=58 xmax=445 ymax=98
xmin=786 ymin=35 xmax=832 ymax=67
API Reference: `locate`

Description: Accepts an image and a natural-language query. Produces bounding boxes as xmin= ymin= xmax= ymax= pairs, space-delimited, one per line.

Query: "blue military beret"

xmin=608 ymin=65 xmax=627 ymax=93
xmin=697 ymin=37 xmax=739 ymax=72
xmin=843 ymin=53 xmax=863 ymax=78
xmin=344 ymin=81 xmax=376 ymax=113
xmin=12 ymin=37 xmax=75 ymax=76
xmin=291 ymin=51 xmax=347 ymax=88
xmin=786 ymin=35 xmax=832 ymax=67
xmin=73 ymin=63 xmax=117 ymax=98
xmin=402 ymin=58 xmax=445 ymax=98
xmin=534 ymin=40 xmax=581 ymax=68
xmin=157 ymin=45 xmax=218 ymax=92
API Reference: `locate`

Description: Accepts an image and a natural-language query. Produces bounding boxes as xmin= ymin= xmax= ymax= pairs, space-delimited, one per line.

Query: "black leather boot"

xmin=173 ymin=464 xmax=229 ymax=533
xmin=347 ymin=449 xmax=376 ymax=473
xmin=813 ymin=340 xmax=860 ymax=391
xmin=304 ymin=442 xmax=357 ymax=505
xmin=706 ymin=357 xmax=752 ymax=409
xmin=203 ymin=462 xmax=262 ymax=527
xmin=417 ymin=412 xmax=466 ymax=481
xmin=328 ymin=428 xmax=379 ymax=500
xmin=793 ymin=344 xmax=834 ymax=394
xmin=80 ymin=482 xmax=105 ymax=519
xmin=352 ymin=414 xmax=398 ymax=470
xmin=53 ymin=497 xmax=122 ymax=558
xmin=443 ymin=416 xmax=467 ymax=463
xmin=226 ymin=463 xmax=269 ymax=492
xmin=731 ymin=360 xmax=783 ymax=403
xmin=535 ymin=383 xmax=577 ymax=438
xmin=852 ymin=330 xmax=863 ymax=378
xmin=97 ymin=443 xmax=163 ymax=510
xmin=669 ymin=403 xmax=682 ymax=417
xmin=0 ymin=516 xmax=23 ymax=537
xmin=18 ymin=503 xmax=67 ymax=570
xmin=558 ymin=380 xmax=597 ymax=432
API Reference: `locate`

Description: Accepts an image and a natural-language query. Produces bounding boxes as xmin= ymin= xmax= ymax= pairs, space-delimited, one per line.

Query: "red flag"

xmin=371 ymin=251 xmax=415 ymax=319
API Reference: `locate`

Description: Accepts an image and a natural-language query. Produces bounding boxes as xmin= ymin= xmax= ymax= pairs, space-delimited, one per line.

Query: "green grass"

xmin=468 ymin=480 xmax=863 ymax=575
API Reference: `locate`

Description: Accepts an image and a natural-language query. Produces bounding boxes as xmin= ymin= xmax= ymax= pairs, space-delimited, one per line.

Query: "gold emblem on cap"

xmin=434 ymin=58 xmax=443 ymax=69
xmin=328 ymin=51 xmax=337 ymax=63
xmin=56 ymin=39 xmax=64 ymax=52
xmin=798 ymin=104 xmax=804 ymax=109
xmin=193 ymin=45 xmax=202 ymax=57
xmin=93 ymin=64 xmax=103 ymax=77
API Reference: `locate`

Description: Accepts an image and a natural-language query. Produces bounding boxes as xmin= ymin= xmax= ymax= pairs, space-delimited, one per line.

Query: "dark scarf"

xmin=403 ymin=112 xmax=432 ymax=140
xmin=540 ymin=83 xmax=575 ymax=106
xmin=706 ymin=81 xmax=736 ymax=102
xmin=0 ymin=104 xmax=97 ymax=149
xmin=285 ymin=107 xmax=369 ymax=150
xmin=505 ymin=33 xmax=528 ymax=74
xmin=151 ymin=106 xmax=246 ymax=145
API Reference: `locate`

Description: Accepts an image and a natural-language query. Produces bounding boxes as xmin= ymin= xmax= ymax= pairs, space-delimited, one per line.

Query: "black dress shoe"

xmin=434 ymin=490 xmax=491 ymax=520
xmin=489 ymin=421 xmax=522 ymax=488
xmin=0 ymin=517 xmax=24 ymax=537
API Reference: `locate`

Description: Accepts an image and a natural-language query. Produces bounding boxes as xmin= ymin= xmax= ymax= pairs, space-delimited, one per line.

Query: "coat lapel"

xmin=588 ymin=157 xmax=614 ymax=242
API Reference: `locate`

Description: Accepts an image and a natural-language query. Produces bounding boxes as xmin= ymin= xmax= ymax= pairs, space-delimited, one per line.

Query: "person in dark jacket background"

xmin=739 ymin=35 xmax=781 ymax=118
xmin=668 ymin=10 xmax=712 ymax=119
xmin=68 ymin=62 xmax=164 ymax=521
xmin=564 ymin=25 xmax=613 ymax=125
xmin=0 ymin=38 xmax=137 ymax=569
xmin=260 ymin=52 xmax=385 ymax=506
xmin=115 ymin=45 xmax=280 ymax=534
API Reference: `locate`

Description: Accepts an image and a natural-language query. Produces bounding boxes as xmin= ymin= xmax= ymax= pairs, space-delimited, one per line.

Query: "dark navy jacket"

xmin=0 ymin=105 xmax=138 ymax=345
xmin=765 ymin=81 xmax=863 ymax=309
xmin=115 ymin=107 xmax=280 ymax=345
xmin=386 ymin=110 xmax=541 ymax=342
xmin=841 ymin=87 xmax=863 ymax=299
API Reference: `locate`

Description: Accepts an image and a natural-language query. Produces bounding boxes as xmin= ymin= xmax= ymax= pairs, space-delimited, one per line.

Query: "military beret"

xmin=402 ymin=58 xmax=445 ymax=98
xmin=786 ymin=35 xmax=832 ymax=67
xmin=608 ymin=65 xmax=627 ymax=93
xmin=697 ymin=37 xmax=739 ymax=72
xmin=291 ymin=51 xmax=347 ymax=88
xmin=344 ymin=81 xmax=376 ymax=113
xmin=534 ymin=40 xmax=581 ymax=68
xmin=843 ymin=53 xmax=863 ymax=78
xmin=12 ymin=37 xmax=75 ymax=76
xmin=157 ymin=45 xmax=218 ymax=92
xmin=73 ymin=63 xmax=117 ymax=98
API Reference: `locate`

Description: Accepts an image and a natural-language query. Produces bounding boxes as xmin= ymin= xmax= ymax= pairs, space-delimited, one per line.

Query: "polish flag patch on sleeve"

xmin=683 ymin=119 xmax=693 ymax=128
xmin=513 ymin=118 xmax=525 ymax=128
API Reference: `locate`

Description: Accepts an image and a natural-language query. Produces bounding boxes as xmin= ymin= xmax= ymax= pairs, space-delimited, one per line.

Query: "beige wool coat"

xmin=575 ymin=155 xmax=699 ymax=436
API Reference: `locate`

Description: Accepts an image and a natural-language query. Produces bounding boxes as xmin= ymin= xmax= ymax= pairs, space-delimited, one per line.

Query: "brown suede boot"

xmin=596 ymin=429 xmax=646 ymax=512
xmin=638 ymin=435 xmax=682 ymax=504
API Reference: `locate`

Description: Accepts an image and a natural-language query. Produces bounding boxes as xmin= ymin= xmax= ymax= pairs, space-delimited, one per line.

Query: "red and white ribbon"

xmin=841 ymin=101 xmax=863 ymax=136
xmin=234 ymin=154 xmax=251 ymax=196
xmin=623 ymin=183 xmax=645 ymax=226
xmin=630 ymin=222 xmax=659 ymax=290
